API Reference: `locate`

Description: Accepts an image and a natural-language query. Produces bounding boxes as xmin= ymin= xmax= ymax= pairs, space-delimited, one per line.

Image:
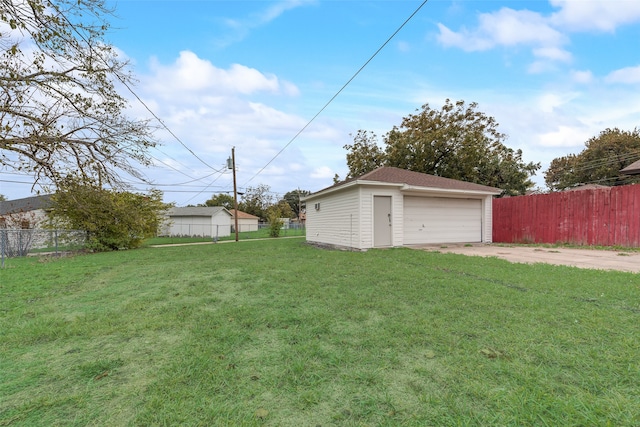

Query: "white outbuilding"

xmin=230 ymin=209 xmax=260 ymax=233
xmin=303 ymin=167 xmax=502 ymax=250
xmin=162 ymin=207 xmax=232 ymax=238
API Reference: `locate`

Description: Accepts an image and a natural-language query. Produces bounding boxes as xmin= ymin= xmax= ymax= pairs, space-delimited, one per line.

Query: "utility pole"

xmin=228 ymin=148 xmax=239 ymax=242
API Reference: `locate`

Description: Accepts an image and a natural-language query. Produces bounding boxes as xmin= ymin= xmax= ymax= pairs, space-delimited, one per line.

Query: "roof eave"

xmin=302 ymin=180 xmax=364 ymax=201
xmin=303 ymin=180 xmax=500 ymax=200
xmin=620 ymin=168 xmax=640 ymax=175
xmin=400 ymin=184 xmax=502 ymax=196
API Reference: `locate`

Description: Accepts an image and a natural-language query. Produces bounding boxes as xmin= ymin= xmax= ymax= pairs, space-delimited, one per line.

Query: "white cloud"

xmin=527 ymin=60 xmax=557 ymax=74
xmin=436 ymin=1 xmax=640 ymax=73
xmin=437 ymin=8 xmax=566 ymax=51
xmin=550 ymin=0 xmax=640 ymax=32
xmin=216 ymin=0 xmax=316 ymax=47
xmin=538 ymin=125 xmax=592 ymax=148
xmin=605 ymin=65 xmax=640 ymax=84
xmin=310 ymin=166 xmax=335 ymax=179
xmin=259 ymin=0 xmax=316 ymax=24
xmin=571 ymin=70 xmax=595 ymax=84
xmin=397 ymin=40 xmax=411 ymax=53
xmin=533 ymin=46 xmax=571 ymax=62
xmin=536 ymin=92 xmax=578 ymax=113
xmin=147 ymin=51 xmax=295 ymax=96
xmin=127 ymin=51 xmax=349 ymax=203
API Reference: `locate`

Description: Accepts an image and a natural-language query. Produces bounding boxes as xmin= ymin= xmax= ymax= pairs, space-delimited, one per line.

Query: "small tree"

xmin=265 ymin=202 xmax=291 ymax=238
xmin=50 ymin=179 xmax=172 ymax=251
xmin=266 ymin=211 xmax=283 ymax=237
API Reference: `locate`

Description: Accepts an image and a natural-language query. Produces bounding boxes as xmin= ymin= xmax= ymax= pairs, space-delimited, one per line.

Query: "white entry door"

xmin=373 ymin=196 xmax=392 ymax=247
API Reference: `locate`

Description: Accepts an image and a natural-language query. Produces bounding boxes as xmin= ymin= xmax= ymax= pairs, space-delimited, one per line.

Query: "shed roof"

xmin=167 ymin=206 xmax=231 ymax=217
xmin=620 ymin=159 xmax=640 ymax=175
xmin=230 ymin=209 xmax=259 ymax=220
xmin=305 ymin=167 xmax=502 ymax=199
xmin=0 ymin=195 xmax=52 ymax=216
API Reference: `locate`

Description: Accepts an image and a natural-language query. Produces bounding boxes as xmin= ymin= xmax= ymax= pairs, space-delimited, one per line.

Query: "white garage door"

xmin=404 ymin=196 xmax=482 ymax=245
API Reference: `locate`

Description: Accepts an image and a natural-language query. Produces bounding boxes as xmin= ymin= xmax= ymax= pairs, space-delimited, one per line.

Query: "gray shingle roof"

xmin=0 ymin=195 xmax=52 ymax=216
xmin=620 ymin=159 xmax=640 ymax=175
xmin=307 ymin=167 xmax=502 ymax=198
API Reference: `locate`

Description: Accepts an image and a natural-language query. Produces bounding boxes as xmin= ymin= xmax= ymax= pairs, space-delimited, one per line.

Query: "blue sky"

xmin=3 ymin=0 xmax=640 ymax=205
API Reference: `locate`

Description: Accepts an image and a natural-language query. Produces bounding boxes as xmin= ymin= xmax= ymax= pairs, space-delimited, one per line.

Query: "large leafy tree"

xmin=344 ymin=130 xmax=385 ymax=178
xmin=1 ymin=0 xmax=155 ymax=188
xmin=344 ymin=100 xmax=540 ymax=196
xmin=281 ymin=189 xmax=310 ymax=218
xmin=544 ymin=128 xmax=640 ymax=191
xmin=203 ymin=193 xmax=235 ymax=210
xmin=238 ymin=184 xmax=274 ymax=220
xmin=50 ymin=178 xmax=172 ymax=251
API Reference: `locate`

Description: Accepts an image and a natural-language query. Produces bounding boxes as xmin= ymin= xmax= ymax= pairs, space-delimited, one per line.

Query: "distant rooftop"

xmin=620 ymin=159 xmax=640 ymax=175
xmin=230 ymin=209 xmax=259 ymax=219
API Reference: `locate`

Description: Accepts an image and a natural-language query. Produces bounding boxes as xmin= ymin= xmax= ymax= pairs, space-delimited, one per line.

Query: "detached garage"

xmin=162 ymin=207 xmax=232 ymax=238
xmin=303 ymin=167 xmax=501 ymax=250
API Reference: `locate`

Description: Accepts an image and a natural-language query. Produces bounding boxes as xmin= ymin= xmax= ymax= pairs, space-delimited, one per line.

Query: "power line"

xmin=243 ymin=0 xmax=431 ymax=186
xmin=56 ymin=7 xmax=223 ymax=175
xmin=182 ymin=170 xmax=229 ymax=205
xmin=118 ymin=77 xmax=224 ymax=173
xmin=570 ymin=149 xmax=640 ymax=173
xmin=551 ymin=149 xmax=640 ymax=175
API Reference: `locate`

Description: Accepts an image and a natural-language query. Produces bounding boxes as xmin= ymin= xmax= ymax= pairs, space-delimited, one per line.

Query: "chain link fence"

xmin=1 ymin=229 xmax=88 ymax=266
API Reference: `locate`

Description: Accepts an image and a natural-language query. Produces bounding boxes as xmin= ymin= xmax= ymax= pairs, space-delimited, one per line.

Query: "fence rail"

xmin=493 ymin=185 xmax=640 ymax=247
xmin=1 ymin=229 xmax=88 ymax=264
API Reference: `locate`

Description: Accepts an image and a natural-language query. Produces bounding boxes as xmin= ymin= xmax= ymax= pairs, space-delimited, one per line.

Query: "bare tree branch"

xmin=1 ymin=0 xmax=155 ymax=190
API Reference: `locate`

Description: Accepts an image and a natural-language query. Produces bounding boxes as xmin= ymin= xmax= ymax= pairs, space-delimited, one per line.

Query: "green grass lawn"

xmin=1 ymin=239 xmax=638 ymax=426
xmin=145 ymin=226 xmax=305 ymax=246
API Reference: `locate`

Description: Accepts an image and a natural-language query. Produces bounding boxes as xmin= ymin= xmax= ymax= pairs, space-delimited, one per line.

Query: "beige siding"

xmin=358 ymin=186 xmax=404 ymax=248
xmin=166 ymin=213 xmax=231 ymax=237
xmin=306 ymin=188 xmax=361 ymax=249
xmin=236 ymin=218 xmax=258 ymax=232
xmin=306 ymin=183 xmax=496 ymax=249
xmin=483 ymin=195 xmax=493 ymax=243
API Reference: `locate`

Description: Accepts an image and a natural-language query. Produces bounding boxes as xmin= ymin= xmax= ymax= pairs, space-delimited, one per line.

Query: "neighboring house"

xmin=230 ymin=209 xmax=259 ymax=232
xmin=162 ymin=207 xmax=232 ymax=238
xmin=302 ymin=167 xmax=501 ymax=250
xmin=0 ymin=195 xmax=52 ymax=228
xmin=620 ymin=159 xmax=640 ymax=175
xmin=565 ymin=184 xmax=609 ymax=191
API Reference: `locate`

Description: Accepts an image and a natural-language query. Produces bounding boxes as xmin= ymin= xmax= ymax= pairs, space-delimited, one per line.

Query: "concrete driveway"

xmin=414 ymin=243 xmax=640 ymax=273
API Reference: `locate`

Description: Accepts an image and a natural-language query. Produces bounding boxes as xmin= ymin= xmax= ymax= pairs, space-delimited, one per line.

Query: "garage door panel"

xmin=404 ymin=197 xmax=481 ymax=244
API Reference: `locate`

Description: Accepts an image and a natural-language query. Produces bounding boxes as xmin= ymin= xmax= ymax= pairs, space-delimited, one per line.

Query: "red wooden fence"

xmin=493 ymin=184 xmax=640 ymax=247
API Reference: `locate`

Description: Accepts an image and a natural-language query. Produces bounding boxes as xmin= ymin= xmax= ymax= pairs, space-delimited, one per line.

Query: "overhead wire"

xmin=549 ymin=149 xmax=640 ymax=182
xmin=55 ymin=7 xmax=224 ymax=177
xmin=243 ymin=0 xmax=431 ymax=187
xmin=566 ymin=149 xmax=640 ymax=173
